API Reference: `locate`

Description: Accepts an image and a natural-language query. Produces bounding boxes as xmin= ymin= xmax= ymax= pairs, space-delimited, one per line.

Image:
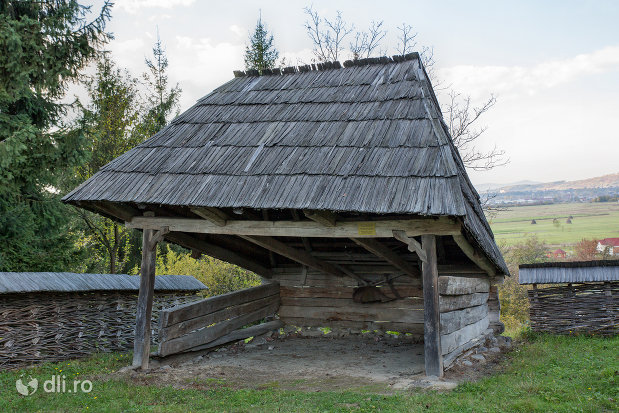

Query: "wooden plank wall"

xmin=274 ymin=267 xmax=424 ymax=337
xmin=439 ymin=275 xmax=491 ymax=367
xmin=157 ymin=283 xmax=280 ymax=356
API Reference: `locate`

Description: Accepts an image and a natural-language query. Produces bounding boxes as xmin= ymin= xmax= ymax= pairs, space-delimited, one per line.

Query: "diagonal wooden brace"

xmin=392 ymin=230 xmax=428 ymax=263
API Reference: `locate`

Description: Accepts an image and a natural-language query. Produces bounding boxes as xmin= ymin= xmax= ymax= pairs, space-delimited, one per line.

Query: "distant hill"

xmin=477 ymin=173 xmax=619 ymax=193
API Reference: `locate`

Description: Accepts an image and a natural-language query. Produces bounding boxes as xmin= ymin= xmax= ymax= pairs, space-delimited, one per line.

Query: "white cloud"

xmin=115 ymin=0 xmax=195 ymax=15
xmin=148 ymin=13 xmax=172 ymax=23
xmin=229 ymin=24 xmax=245 ymax=38
xmin=439 ymin=46 xmax=619 ymax=100
xmin=113 ymin=37 xmax=145 ymax=54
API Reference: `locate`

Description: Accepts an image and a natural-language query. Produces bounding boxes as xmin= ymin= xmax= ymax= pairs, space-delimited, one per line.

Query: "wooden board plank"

xmin=159 ymin=302 xmax=279 ymax=356
xmin=440 ymin=315 xmax=490 ymax=356
xmin=280 ymin=296 xmax=423 ymax=309
xmin=183 ymin=320 xmax=284 ymax=353
xmin=127 ymin=216 xmax=461 ymax=238
xmin=160 ymin=295 xmax=279 ymax=341
xmin=280 ymin=317 xmax=424 ymax=335
xmin=280 ymin=285 xmax=423 ymax=299
xmin=439 ymin=276 xmax=490 ymax=295
xmin=421 ymin=234 xmax=443 ymax=377
xmin=160 ymin=282 xmax=279 ymax=327
xmin=440 ymin=303 xmax=489 ymax=335
xmin=191 ymin=207 xmax=227 ymax=226
xmin=439 ymin=292 xmax=488 ymax=313
xmin=278 ymin=305 xmax=424 ymax=324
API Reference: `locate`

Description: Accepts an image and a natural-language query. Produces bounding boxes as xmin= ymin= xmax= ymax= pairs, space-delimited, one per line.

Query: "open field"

xmin=487 ymin=202 xmax=619 ymax=247
xmin=1 ymin=334 xmax=617 ymax=412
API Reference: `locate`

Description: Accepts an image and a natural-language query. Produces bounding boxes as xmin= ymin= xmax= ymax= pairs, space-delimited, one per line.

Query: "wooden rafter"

xmin=239 ymin=235 xmax=362 ymax=282
xmin=126 ymin=216 xmax=461 ymax=238
xmin=165 ymin=232 xmax=272 ymax=278
xmin=191 ymin=207 xmax=227 ymax=226
xmin=303 ymin=209 xmax=337 ymax=227
xmin=351 ymin=238 xmax=420 ymax=277
xmin=452 ymin=234 xmax=497 ymax=277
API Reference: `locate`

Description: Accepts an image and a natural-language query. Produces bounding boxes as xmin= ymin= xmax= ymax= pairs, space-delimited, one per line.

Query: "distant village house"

xmin=597 ymin=238 xmax=619 ymax=256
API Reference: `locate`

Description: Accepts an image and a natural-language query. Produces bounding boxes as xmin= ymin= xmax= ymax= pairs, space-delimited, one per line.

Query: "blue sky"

xmin=102 ymin=0 xmax=619 ymax=185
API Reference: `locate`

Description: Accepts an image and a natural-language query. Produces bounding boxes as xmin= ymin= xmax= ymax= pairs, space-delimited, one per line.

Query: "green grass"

xmin=2 ymin=334 xmax=617 ymax=412
xmin=487 ymin=202 xmax=619 ymax=246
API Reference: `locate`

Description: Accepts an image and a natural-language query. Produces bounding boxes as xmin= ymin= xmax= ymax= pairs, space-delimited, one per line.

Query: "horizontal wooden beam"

xmin=239 ymin=235 xmax=353 ymax=280
xmin=164 ymin=232 xmax=272 ymax=278
xmin=126 ymin=216 xmax=461 ymax=238
xmin=452 ymin=234 xmax=496 ymax=277
xmin=351 ymin=238 xmax=420 ymax=278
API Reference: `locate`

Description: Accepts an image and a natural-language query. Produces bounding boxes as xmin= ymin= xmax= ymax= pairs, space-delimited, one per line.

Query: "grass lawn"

xmin=1 ymin=333 xmax=617 ymax=412
xmin=487 ymin=202 xmax=619 ymax=247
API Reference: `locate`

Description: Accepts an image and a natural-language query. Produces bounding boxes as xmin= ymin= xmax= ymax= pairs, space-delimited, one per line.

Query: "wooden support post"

xmin=421 ymin=234 xmax=443 ymax=377
xmin=133 ymin=213 xmax=158 ymax=370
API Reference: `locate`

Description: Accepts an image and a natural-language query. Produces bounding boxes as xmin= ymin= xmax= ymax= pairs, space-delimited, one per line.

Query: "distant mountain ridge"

xmin=477 ymin=172 xmax=619 ymax=193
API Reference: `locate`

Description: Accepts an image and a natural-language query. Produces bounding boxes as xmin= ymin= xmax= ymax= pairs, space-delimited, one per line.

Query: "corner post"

xmin=421 ymin=234 xmax=443 ymax=377
xmin=133 ymin=211 xmax=157 ymax=369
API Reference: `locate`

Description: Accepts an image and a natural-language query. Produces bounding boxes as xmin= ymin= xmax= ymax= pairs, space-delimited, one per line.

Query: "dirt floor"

xmin=113 ymin=332 xmax=510 ymax=393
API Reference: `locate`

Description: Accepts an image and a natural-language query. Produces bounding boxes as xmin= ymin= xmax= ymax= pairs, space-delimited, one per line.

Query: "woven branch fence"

xmin=0 ymin=291 xmax=201 ymax=369
xmin=528 ymin=282 xmax=618 ymax=336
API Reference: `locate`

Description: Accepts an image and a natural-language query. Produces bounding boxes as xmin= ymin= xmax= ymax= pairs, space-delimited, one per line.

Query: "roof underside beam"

xmin=126 ymin=216 xmax=461 ymax=238
xmin=451 ymin=234 xmax=497 ymax=277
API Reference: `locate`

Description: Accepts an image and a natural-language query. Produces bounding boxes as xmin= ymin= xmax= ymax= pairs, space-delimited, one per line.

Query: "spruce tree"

xmin=0 ymin=1 xmax=111 ymax=270
xmin=244 ymin=13 xmax=279 ymax=72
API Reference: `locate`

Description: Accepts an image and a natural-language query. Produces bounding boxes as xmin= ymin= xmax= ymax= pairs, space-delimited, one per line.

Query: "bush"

xmin=154 ymin=244 xmax=262 ymax=296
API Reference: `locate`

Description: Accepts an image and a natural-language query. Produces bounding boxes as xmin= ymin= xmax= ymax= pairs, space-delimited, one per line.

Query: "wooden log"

xmin=159 ymin=302 xmax=279 ymax=356
xmin=440 ymin=303 xmax=488 ymax=335
xmin=280 ymin=296 xmax=423 ymax=309
xmin=280 ymin=317 xmax=424 ymax=334
xmin=452 ymin=234 xmax=496 ymax=276
xmin=351 ymin=238 xmax=420 ymax=277
xmin=440 ymin=315 xmax=490 ymax=356
xmin=164 ymin=232 xmax=272 ymax=278
xmin=160 ymin=295 xmax=279 ymax=341
xmin=280 ymin=285 xmax=422 ymax=299
xmin=421 ymin=234 xmax=443 ymax=377
xmin=443 ymin=327 xmax=492 ymax=369
xmin=127 ymin=216 xmax=461 ymax=238
xmin=160 ymin=282 xmax=279 ymax=327
xmin=439 ymin=276 xmax=489 ymax=295
xmin=278 ymin=305 xmax=424 ymax=324
xmin=133 ymin=220 xmax=157 ymax=369
xmin=487 ymin=286 xmax=504 ymax=334
xmin=180 ymin=320 xmax=284 ymax=353
xmin=439 ymin=292 xmax=488 ymax=313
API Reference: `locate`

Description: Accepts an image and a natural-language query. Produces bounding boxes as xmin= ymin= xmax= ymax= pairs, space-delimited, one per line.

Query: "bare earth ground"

xmin=112 ymin=333 xmax=509 ymax=393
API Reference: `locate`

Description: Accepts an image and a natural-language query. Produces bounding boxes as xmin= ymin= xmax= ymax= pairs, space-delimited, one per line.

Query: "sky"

xmin=96 ymin=0 xmax=619 ymax=186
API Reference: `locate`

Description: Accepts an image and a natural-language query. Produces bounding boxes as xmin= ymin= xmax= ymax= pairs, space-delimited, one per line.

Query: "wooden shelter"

xmin=520 ymin=261 xmax=618 ymax=335
xmin=63 ymin=53 xmax=508 ymax=377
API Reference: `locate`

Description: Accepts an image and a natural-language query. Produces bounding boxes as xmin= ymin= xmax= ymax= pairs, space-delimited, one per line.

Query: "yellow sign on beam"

xmin=357 ymin=222 xmax=376 ymax=236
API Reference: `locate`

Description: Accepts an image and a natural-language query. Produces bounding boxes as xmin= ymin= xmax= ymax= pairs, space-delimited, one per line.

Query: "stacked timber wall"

xmin=0 ymin=291 xmax=200 ymax=369
xmin=439 ymin=276 xmax=492 ymax=367
xmin=275 ymin=268 xmax=424 ymax=337
xmin=528 ymin=282 xmax=618 ymax=336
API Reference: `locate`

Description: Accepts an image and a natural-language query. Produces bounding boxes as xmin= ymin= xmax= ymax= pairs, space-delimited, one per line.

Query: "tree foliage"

xmin=574 ymin=238 xmax=599 ymax=261
xmin=244 ymin=13 xmax=279 ymax=72
xmin=0 ymin=0 xmax=111 ymax=270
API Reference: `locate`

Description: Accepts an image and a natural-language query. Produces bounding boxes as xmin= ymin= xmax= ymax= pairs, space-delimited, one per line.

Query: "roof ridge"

xmin=233 ymin=52 xmax=420 ymax=78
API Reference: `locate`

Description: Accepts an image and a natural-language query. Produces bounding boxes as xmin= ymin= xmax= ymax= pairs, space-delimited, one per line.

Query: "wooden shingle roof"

xmin=0 ymin=272 xmax=207 ymax=294
xmin=519 ymin=260 xmax=619 ymax=284
xmin=63 ymin=53 xmax=508 ymax=275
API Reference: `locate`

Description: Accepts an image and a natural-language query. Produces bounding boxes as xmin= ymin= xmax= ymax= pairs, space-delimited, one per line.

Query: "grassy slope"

xmin=1 ymin=334 xmax=617 ymax=412
xmin=487 ymin=202 xmax=619 ymax=246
